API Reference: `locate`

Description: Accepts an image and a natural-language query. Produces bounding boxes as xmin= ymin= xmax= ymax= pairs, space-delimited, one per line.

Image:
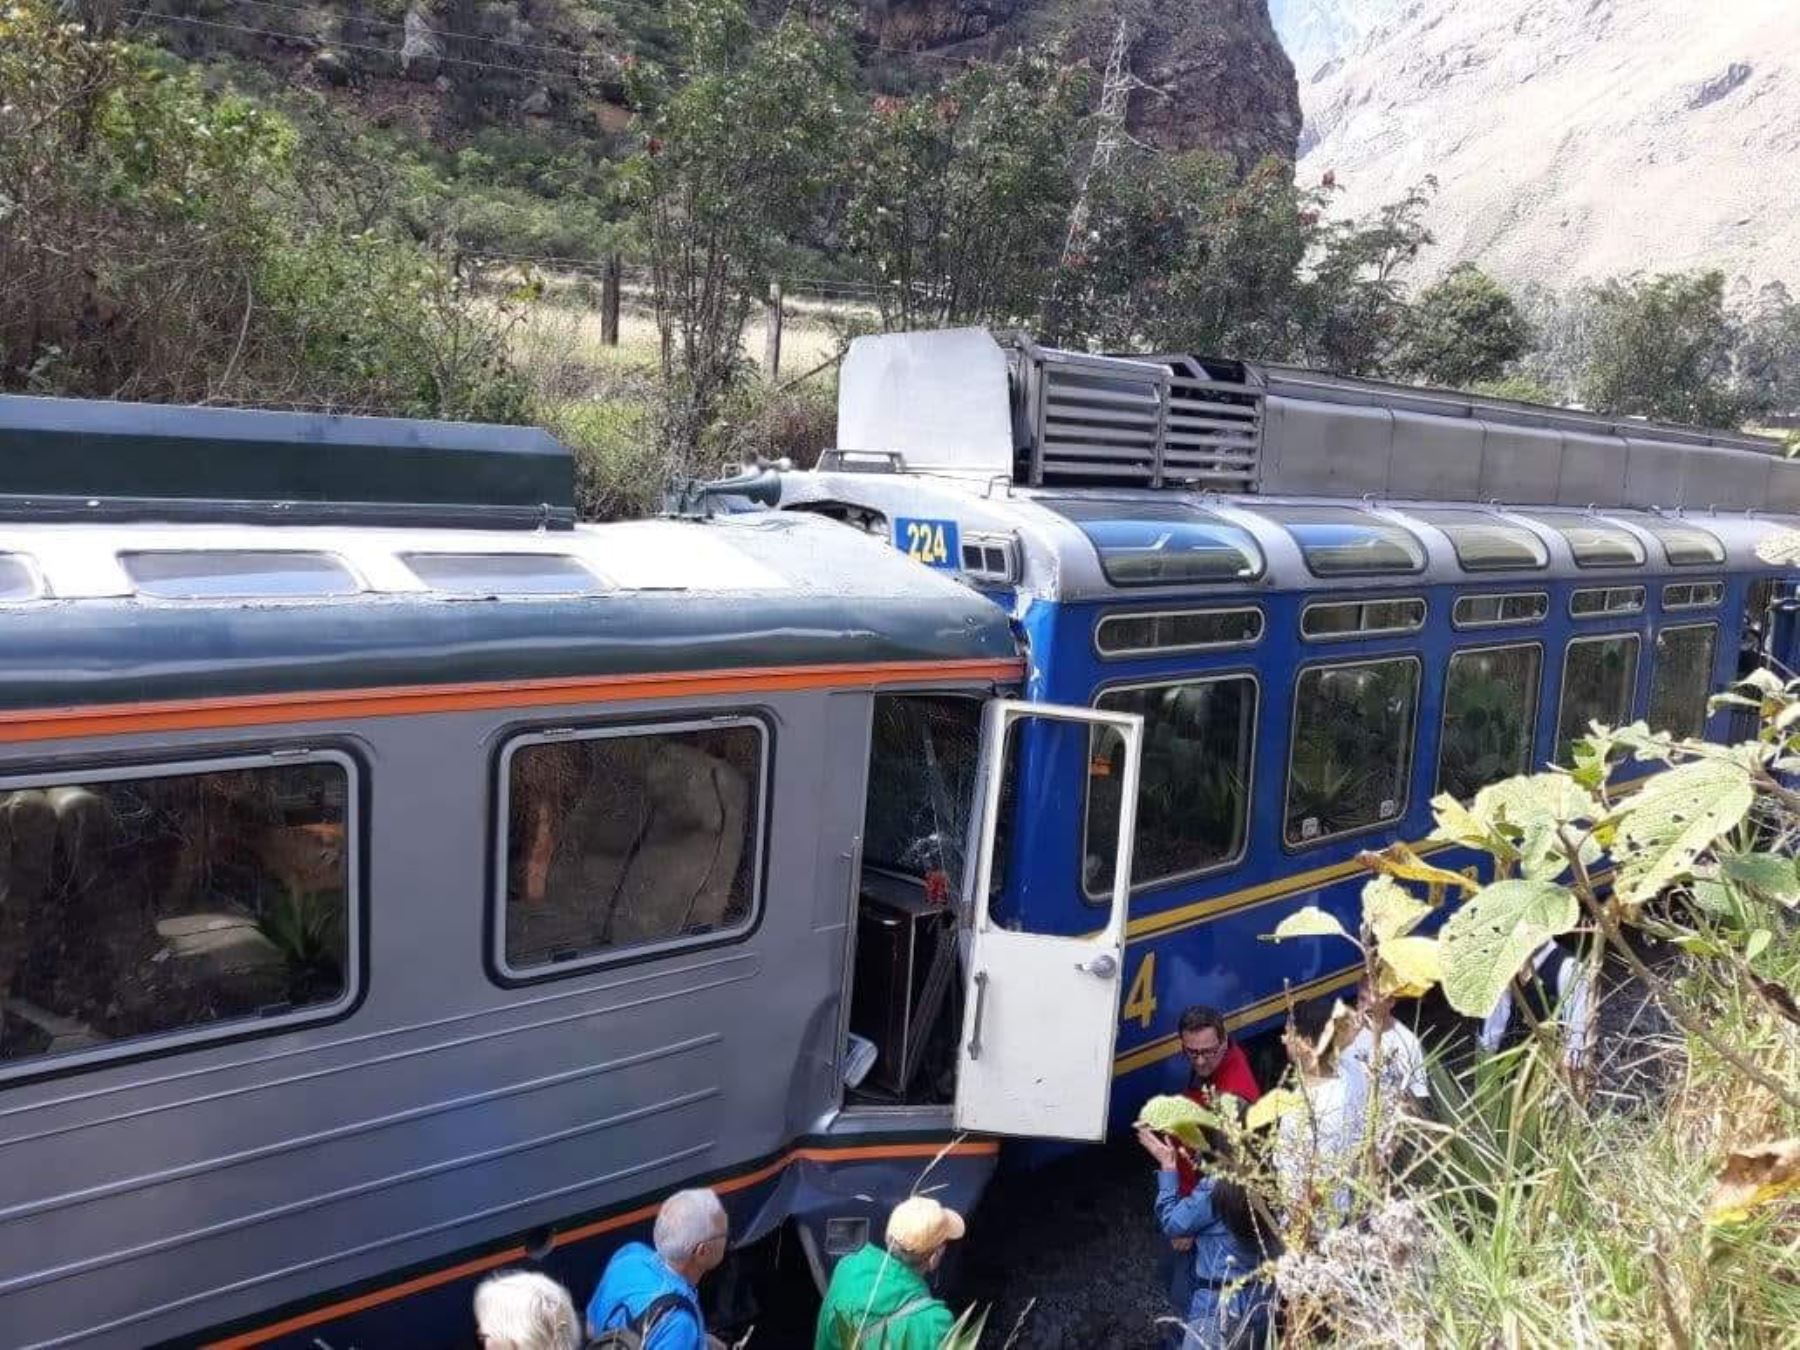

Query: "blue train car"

xmin=771 ymin=328 xmax=1800 ymax=1135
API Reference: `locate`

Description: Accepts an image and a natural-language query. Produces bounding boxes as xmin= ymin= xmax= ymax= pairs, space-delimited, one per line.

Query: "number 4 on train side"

xmin=954 ymin=699 xmax=1144 ymax=1143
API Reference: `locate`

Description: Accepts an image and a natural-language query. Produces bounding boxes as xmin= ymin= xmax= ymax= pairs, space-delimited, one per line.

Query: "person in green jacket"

xmin=814 ymin=1195 xmax=966 ymax=1350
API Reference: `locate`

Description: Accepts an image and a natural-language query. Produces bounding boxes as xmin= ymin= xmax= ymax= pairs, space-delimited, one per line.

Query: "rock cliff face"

xmin=1293 ymin=0 xmax=1800 ymax=289
xmin=864 ymin=0 xmax=1301 ymax=167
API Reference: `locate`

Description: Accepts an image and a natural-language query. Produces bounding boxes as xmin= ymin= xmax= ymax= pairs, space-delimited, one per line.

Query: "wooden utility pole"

xmin=763 ymin=281 xmax=784 ymax=382
xmin=600 ymin=255 xmax=621 ymax=347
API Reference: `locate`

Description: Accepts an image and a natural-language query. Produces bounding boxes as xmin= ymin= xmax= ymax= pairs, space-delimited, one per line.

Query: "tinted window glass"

xmin=1096 ymin=608 xmax=1263 ymax=656
xmin=1644 ymin=521 xmax=1725 ymax=567
xmin=1662 ymin=581 xmax=1724 ymax=610
xmin=1046 ymin=500 xmax=1263 ymax=586
xmin=1526 ymin=516 xmax=1646 ymax=568
xmin=1453 ymin=592 xmax=1549 ymax=628
xmin=0 ymin=555 xmax=39 ymax=601
xmin=123 ymin=551 xmax=360 ymax=599
xmin=1438 ymin=645 xmax=1542 ymax=801
xmin=404 ymin=553 xmax=603 ymax=596
xmin=1418 ymin=510 xmax=1549 ymax=571
xmin=503 ymin=724 xmax=762 ymax=971
xmin=1556 ymin=636 xmax=1641 ymax=763
xmin=0 ymin=760 xmax=351 ymax=1071
xmin=1287 ymin=658 xmax=1420 ymax=845
xmin=1087 ymin=677 xmax=1257 ymax=894
xmin=1259 ymin=506 xmax=1426 ymax=577
xmin=862 ymin=696 xmax=982 ymax=893
xmin=1301 ymin=598 xmax=1426 ymax=639
xmin=1649 ymin=625 xmax=1719 ymax=739
xmin=1570 ymin=586 xmax=1646 ymax=617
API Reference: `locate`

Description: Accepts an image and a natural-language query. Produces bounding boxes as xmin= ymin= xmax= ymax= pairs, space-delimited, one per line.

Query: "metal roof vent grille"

xmin=1013 ymin=337 xmax=1262 ymax=491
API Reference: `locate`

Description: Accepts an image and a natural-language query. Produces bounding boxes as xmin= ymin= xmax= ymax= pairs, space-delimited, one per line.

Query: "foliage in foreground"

xmin=1248 ymin=658 xmax=1800 ymax=1346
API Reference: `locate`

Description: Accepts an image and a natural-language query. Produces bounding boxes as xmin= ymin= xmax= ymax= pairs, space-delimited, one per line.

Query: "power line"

xmin=123 ymin=9 xmax=554 ymax=80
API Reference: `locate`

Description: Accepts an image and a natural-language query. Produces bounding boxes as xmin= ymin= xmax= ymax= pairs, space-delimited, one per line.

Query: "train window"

xmin=1300 ymin=597 xmax=1426 ymax=640
xmin=1556 ymin=634 xmax=1641 ymax=763
xmin=0 ymin=755 xmax=353 ymax=1075
xmin=403 ymin=552 xmax=605 ymax=596
xmin=1046 ymin=499 xmax=1264 ymax=586
xmin=500 ymin=720 xmax=764 ymax=974
xmin=0 ymin=554 xmax=41 ymax=601
xmin=1095 ymin=607 xmax=1264 ymax=656
xmin=863 ymin=695 xmax=983 ymax=892
xmin=1286 ymin=657 xmax=1420 ymax=846
xmin=1643 ymin=520 xmax=1725 ymax=567
xmin=1415 ymin=510 xmax=1549 ymax=572
xmin=1663 ymin=581 xmax=1724 ymax=610
xmin=1453 ymin=591 xmax=1549 ymax=628
xmin=1257 ymin=505 xmax=1427 ymax=577
xmin=1648 ymin=624 xmax=1719 ymax=739
xmin=1523 ymin=515 xmax=1645 ymax=568
xmin=1438 ymin=644 xmax=1542 ymax=801
xmin=1570 ymin=586 xmax=1646 ymax=617
xmin=122 ymin=550 xmax=360 ymax=599
xmin=1086 ymin=675 xmax=1257 ymax=895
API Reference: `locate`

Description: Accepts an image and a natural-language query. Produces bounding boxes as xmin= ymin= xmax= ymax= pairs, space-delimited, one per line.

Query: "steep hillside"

xmin=1266 ymin=0 xmax=1403 ymax=84
xmin=1296 ymin=0 xmax=1800 ymax=291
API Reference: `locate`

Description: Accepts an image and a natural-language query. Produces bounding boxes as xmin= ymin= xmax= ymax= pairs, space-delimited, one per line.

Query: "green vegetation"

xmin=1250 ymin=659 xmax=1800 ymax=1347
xmin=6 ymin=0 xmax=1799 ymax=511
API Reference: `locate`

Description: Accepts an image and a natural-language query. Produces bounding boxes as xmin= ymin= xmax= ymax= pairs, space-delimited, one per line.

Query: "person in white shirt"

xmin=1344 ymin=978 xmax=1430 ymax=1111
xmin=1274 ymin=999 xmax=1368 ymax=1224
xmin=1477 ymin=939 xmax=1595 ymax=1073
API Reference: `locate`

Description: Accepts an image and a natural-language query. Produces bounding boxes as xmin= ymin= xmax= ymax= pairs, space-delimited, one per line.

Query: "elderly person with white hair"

xmin=586 ymin=1188 xmax=729 ymax=1349
xmin=473 ymin=1270 xmax=582 ymax=1350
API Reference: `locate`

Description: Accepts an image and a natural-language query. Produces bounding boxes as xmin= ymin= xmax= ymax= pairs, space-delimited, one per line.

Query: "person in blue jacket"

xmin=586 ymin=1188 xmax=728 ymax=1349
xmin=1137 ymin=1117 xmax=1278 ymax=1349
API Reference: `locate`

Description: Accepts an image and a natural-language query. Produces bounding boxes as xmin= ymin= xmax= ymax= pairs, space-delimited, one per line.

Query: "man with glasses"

xmin=587 ymin=1188 xmax=729 ymax=1349
xmin=1178 ymin=1005 xmax=1261 ymax=1112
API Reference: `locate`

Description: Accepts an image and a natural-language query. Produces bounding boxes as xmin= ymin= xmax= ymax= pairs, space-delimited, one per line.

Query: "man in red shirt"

xmin=1179 ymin=1004 xmax=1262 ymax=1109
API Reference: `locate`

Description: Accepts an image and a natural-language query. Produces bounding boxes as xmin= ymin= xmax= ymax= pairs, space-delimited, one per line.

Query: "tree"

xmin=1395 ymin=263 xmax=1532 ymax=389
xmin=1736 ymin=281 xmax=1800 ymax=418
xmin=622 ymin=0 xmax=852 ymax=467
xmin=1579 ymin=270 xmax=1745 ymax=428
xmin=841 ymin=53 xmax=1087 ymax=332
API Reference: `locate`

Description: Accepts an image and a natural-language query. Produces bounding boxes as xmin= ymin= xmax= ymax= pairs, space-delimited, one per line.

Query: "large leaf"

xmin=1429 ymin=791 xmax=1517 ymax=866
xmin=1473 ymin=773 xmax=1600 ymax=880
xmin=1268 ymin=905 xmax=1351 ymax=944
xmin=1438 ymin=878 xmax=1580 ymax=1017
xmin=1359 ymin=842 xmax=1478 ymax=896
xmin=1705 ymin=1138 xmax=1800 ymax=1226
xmin=1719 ymin=851 xmax=1800 ymax=909
xmin=1245 ymin=1087 xmax=1307 ymax=1133
xmin=1362 ymin=875 xmax=1433 ymax=943
xmin=1376 ymin=935 xmax=1442 ymax=999
xmin=1615 ymin=759 xmax=1755 ymax=906
xmin=1135 ymin=1093 xmax=1214 ymax=1150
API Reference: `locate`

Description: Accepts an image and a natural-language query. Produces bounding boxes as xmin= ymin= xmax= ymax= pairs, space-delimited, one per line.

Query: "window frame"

xmin=1648 ymin=621 xmax=1721 ymax=739
xmin=0 ymin=552 xmax=46 ymax=603
xmin=1093 ymin=606 xmax=1265 ymax=659
xmin=1255 ymin=505 xmax=1428 ymax=579
xmin=119 ymin=548 xmax=364 ymax=600
xmin=1569 ymin=585 xmax=1647 ymax=619
xmin=1434 ymin=641 xmax=1545 ymax=801
xmin=1451 ymin=591 xmax=1550 ymax=630
xmin=490 ymin=713 xmax=772 ymax=985
xmin=400 ymin=551 xmax=605 ymax=597
xmin=1662 ymin=580 xmax=1725 ymax=611
xmin=1081 ymin=671 xmax=1261 ymax=899
xmin=0 ymin=745 xmax=363 ymax=1087
xmin=1299 ymin=596 xmax=1428 ymax=642
xmin=1417 ymin=510 xmax=1551 ymax=573
xmin=1284 ymin=654 xmax=1423 ymax=851
xmin=1555 ymin=632 xmax=1643 ymax=763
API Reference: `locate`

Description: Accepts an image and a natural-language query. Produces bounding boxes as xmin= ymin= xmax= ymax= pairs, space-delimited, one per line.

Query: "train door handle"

xmin=1077 ymin=953 xmax=1118 ymax=979
xmin=967 ymin=970 xmax=989 ymax=1060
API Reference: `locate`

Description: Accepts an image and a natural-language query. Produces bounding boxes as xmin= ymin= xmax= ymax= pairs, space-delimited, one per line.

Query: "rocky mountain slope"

xmin=1293 ymin=0 xmax=1800 ymax=292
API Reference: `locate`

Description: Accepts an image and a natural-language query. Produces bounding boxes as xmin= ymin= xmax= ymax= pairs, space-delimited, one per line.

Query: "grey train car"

xmin=0 ymin=397 xmax=1137 ymax=1348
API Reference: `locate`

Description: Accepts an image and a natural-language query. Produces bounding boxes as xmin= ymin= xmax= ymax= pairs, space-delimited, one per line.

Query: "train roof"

xmin=775 ymin=473 xmax=1800 ymax=602
xmin=0 ymin=397 xmax=1019 ymax=712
